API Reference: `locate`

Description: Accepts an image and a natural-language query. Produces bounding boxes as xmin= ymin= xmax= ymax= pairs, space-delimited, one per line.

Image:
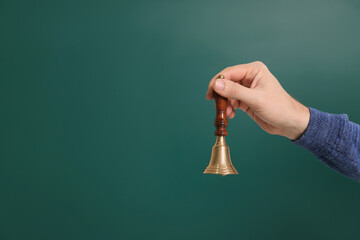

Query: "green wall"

xmin=1 ymin=0 xmax=360 ymax=239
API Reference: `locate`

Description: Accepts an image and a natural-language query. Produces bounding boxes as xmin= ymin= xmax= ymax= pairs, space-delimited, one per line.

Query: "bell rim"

xmin=203 ymin=167 xmax=239 ymax=175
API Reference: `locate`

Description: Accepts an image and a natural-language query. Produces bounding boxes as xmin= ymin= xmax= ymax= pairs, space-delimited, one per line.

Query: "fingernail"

xmin=214 ymin=79 xmax=224 ymax=91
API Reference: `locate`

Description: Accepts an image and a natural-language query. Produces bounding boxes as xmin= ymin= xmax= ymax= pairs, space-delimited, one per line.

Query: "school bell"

xmin=203 ymin=74 xmax=238 ymax=176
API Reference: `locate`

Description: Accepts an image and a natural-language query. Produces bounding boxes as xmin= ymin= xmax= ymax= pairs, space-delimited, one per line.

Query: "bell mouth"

xmin=203 ymin=167 xmax=238 ymax=176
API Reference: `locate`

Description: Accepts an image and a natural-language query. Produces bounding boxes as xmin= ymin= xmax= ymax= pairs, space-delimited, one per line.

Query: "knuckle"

xmin=221 ymin=67 xmax=231 ymax=76
xmin=253 ymin=61 xmax=265 ymax=67
xmin=253 ymin=61 xmax=269 ymax=70
xmin=251 ymin=61 xmax=269 ymax=74
xmin=220 ymin=67 xmax=232 ymax=78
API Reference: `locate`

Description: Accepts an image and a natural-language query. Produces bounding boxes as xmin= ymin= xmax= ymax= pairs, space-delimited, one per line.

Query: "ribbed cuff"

xmin=292 ymin=107 xmax=347 ymax=157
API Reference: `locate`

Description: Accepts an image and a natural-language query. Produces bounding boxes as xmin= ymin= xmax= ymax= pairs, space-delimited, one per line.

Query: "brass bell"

xmin=203 ymin=74 xmax=238 ymax=176
xmin=204 ymin=136 xmax=238 ymax=176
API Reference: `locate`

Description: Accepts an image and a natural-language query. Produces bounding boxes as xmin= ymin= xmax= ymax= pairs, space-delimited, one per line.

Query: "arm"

xmin=206 ymin=61 xmax=360 ymax=182
xmin=293 ymin=107 xmax=360 ymax=181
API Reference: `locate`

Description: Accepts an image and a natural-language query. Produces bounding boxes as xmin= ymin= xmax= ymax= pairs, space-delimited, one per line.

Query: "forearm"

xmin=293 ymin=107 xmax=360 ymax=182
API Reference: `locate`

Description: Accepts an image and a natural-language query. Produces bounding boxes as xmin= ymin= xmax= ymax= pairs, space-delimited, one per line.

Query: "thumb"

xmin=213 ymin=78 xmax=257 ymax=105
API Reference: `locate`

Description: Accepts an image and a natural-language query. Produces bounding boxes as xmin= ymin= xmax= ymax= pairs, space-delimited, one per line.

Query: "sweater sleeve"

xmin=292 ymin=107 xmax=360 ymax=182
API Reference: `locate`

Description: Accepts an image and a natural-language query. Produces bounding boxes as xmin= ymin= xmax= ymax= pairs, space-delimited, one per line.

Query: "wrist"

xmin=284 ymin=101 xmax=310 ymax=140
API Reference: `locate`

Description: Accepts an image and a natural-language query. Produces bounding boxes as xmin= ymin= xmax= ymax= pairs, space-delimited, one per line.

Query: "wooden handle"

xmin=214 ymin=75 xmax=228 ymax=136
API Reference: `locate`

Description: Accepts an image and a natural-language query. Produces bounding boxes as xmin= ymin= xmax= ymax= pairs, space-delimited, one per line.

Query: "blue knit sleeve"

xmin=292 ymin=107 xmax=360 ymax=182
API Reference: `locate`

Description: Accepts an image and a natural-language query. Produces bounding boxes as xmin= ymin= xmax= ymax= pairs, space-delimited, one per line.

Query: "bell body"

xmin=203 ymin=136 xmax=238 ymax=176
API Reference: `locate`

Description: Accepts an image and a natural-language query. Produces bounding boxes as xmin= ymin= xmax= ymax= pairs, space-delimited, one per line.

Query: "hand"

xmin=206 ymin=61 xmax=310 ymax=140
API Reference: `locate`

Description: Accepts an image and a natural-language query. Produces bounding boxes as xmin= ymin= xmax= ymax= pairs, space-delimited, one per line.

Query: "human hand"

xmin=206 ymin=61 xmax=310 ymax=140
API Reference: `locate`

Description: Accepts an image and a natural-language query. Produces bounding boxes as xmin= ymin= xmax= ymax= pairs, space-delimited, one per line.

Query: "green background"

xmin=1 ymin=0 xmax=360 ymax=239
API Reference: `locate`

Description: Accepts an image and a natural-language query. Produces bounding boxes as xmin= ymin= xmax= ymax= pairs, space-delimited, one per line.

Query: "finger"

xmin=246 ymin=108 xmax=257 ymax=122
xmin=206 ymin=71 xmax=232 ymax=100
xmin=226 ymin=104 xmax=234 ymax=116
xmin=206 ymin=61 xmax=263 ymax=100
xmin=245 ymin=108 xmax=271 ymax=132
xmin=213 ymin=78 xmax=257 ymax=106
xmin=229 ymin=98 xmax=239 ymax=109
xmin=226 ymin=104 xmax=236 ymax=119
xmin=238 ymin=101 xmax=249 ymax=112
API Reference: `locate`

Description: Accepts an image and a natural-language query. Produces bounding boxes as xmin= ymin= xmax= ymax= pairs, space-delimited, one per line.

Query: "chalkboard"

xmin=1 ymin=0 xmax=360 ymax=239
